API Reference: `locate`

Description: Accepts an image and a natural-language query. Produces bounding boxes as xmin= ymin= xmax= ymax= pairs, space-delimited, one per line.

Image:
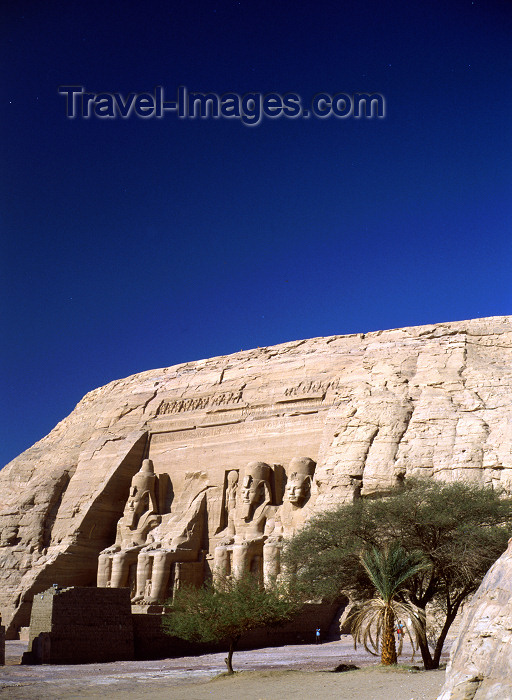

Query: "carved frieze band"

xmin=282 ymin=379 xmax=340 ymax=398
xmin=148 ymin=378 xmax=339 ymax=447
xmin=150 ymin=409 xmax=325 ymax=445
xmin=156 ymin=389 xmax=244 ymax=416
xmin=154 ymin=379 xmax=340 ymax=418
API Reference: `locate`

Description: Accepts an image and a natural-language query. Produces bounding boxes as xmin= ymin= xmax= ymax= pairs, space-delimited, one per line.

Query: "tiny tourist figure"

xmin=396 ymin=620 xmax=405 ymax=640
xmin=315 ymin=627 xmax=321 ymax=644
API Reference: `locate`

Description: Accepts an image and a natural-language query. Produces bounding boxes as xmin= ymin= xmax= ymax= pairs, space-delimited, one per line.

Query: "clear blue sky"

xmin=1 ymin=0 xmax=511 ymax=467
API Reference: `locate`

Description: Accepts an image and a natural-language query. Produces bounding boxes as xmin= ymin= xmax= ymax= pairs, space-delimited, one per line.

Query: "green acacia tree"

xmin=163 ymin=574 xmax=300 ymax=674
xmin=283 ymin=479 xmax=512 ymax=669
xmin=351 ymin=543 xmax=427 ymax=665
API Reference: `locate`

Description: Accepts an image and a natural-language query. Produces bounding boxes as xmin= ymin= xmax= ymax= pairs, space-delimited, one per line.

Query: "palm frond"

xmin=361 ymin=542 xmax=429 ymax=601
xmin=349 ymin=543 xmax=428 ymax=663
xmin=350 ymin=597 xmax=425 ymax=658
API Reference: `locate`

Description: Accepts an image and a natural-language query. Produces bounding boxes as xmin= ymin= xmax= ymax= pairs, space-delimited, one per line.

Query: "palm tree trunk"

xmin=381 ymin=608 xmax=397 ymax=665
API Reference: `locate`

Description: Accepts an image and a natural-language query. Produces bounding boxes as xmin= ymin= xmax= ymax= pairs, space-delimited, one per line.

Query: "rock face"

xmin=1 ymin=316 xmax=512 ymax=636
xmin=437 ymin=538 xmax=512 ymax=700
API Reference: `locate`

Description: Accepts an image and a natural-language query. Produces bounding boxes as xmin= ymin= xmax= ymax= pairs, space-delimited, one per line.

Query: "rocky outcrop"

xmin=437 ymin=538 xmax=512 ymax=700
xmin=1 ymin=316 xmax=512 ymax=636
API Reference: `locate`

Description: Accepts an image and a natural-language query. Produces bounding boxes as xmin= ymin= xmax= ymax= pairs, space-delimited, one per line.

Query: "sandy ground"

xmin=0 ymin=638 xmax=447 ymax=700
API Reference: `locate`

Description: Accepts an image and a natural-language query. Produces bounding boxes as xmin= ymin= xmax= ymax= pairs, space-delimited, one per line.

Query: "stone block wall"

xmin=22 ymin=586 xmax=343 ymax=664
xmin=24 ymin=586 xmax=133 ymax=664
xmin=132 ymin=611 xmax=206 ymax=659
xmin=132 ymin=601 xmax=341 ymax=659
xmin=241 ymin=602 xmax=341 ymax=648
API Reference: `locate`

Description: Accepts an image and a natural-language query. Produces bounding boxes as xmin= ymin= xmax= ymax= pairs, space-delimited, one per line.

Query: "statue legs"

xmin=232 ymin=540 xmax=264 ymax=582
xmin=133 ymin=551 xmax=153 ymax=601
xmin=263 ymin=540 xmax=282 ymax=587
xmin=132 ymin=550 xmax=176 ymax=603
xmin=232 ymin=541 xmax=250 ymax=579
xmin=148 ymin=551 xmax=172 ymax=602
xmin=104 ymin=549 xmax=139 ymax=589
xmin=110 ymin=552 xmax=130 ymax=588
xmin=213 ymin=544 xmax=232 ymax=582
xmin=97 ymin=553 xmax=112 ymax=588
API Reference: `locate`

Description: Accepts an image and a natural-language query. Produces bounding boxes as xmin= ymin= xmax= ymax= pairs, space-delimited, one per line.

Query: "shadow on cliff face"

xmin=7 ymin=432 xmax=148 ymax=637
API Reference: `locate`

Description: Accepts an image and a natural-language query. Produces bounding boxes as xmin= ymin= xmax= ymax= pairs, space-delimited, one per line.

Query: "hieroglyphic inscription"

xmin=283 ymin=379 xmax=340 ymax=399
xmin=245 ymin=398 xmax=324 ymax=416
xmin=150 ymin=425 xmax=241 ymax=444
xmin=156 ymin=388 xmax=244 ymax=416
xmin=197 ymin=421 xmax=283 ymax=439
xmin=150 ymin=399 xmax=329 ymax=445
xmin=150 ymin=413 xmax=323 ymax=445
xmin=150 ymin=430 xmax=194 ymax=444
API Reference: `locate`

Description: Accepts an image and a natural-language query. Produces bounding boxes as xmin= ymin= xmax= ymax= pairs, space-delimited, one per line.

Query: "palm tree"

xmin=351 ymin=542 xmax=427 ymax=665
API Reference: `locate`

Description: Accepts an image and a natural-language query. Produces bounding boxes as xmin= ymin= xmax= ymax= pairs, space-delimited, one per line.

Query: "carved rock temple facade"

xmin=1 ymin=316 xmax=512 ymax=641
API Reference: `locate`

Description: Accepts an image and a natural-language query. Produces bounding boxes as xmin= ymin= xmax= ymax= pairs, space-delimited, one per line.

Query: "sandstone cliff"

xmin=1 ymin=316 xmax=511 ymax=636
xmin=437 ymin=537 xmax=512 ymax=700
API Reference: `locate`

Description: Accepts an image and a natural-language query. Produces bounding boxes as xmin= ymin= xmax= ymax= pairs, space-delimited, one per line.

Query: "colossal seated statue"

xmin=132 ymin=488 xmax=206 ymax=603
xmin=98 ymin=456 xmax=315 ymax=599
xmin=97 ymin=459 xmax=161 ymax=591
xmin=281 ymin=456 xmax=316 ymax=533
xmin=263 ymin=457 xmax=316 ymax=586
xmin=214 ymin=461 xmax=274 ymax=583
xmin=98 ymin=463 xmax=207 ymax=603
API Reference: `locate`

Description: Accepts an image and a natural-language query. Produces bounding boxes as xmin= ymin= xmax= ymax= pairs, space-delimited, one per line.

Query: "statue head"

xmin=227 ymin=470 xmax=239 ymax=489
xmin=240 ymin=461 xmax=272 ymax=520
xmin=124 ymin=459 xmax=157 ymax=526
xmin=285 ymin=457 xmax=316 ymax=506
